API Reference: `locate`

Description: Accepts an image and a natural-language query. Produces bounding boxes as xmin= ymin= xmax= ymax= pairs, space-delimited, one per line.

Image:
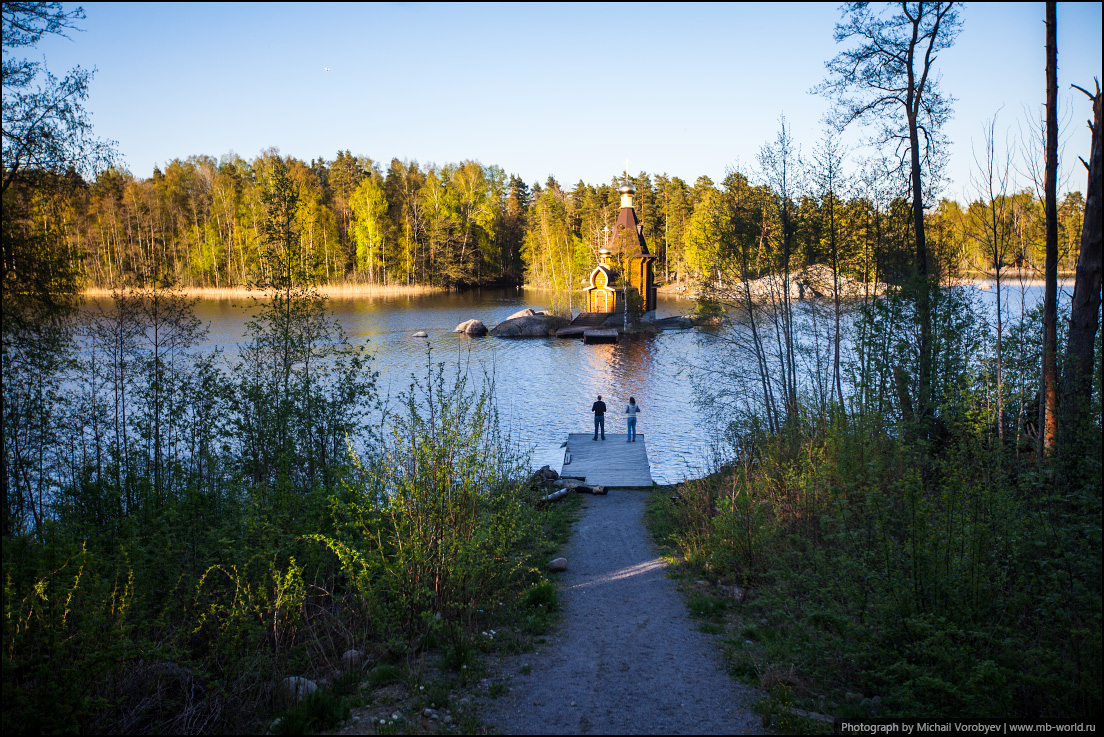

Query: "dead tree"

xmin=1040 ymin=1 xmax=1060 ymax=456
xmin=1060 ymin=80 xmax=1103 ymax=440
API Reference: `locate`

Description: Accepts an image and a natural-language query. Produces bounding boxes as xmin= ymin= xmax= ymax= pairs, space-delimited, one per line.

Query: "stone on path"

xmin=548 ymin=558 xmax=568 ymax=572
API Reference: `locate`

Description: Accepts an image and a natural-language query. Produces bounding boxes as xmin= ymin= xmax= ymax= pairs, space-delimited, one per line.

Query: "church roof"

xmin=612 ymin=200 xmax=649 ymax=256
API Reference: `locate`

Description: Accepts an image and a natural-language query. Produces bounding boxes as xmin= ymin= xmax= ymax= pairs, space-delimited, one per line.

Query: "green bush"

xmin=650 ymin=410 xmax=1101 ymax=720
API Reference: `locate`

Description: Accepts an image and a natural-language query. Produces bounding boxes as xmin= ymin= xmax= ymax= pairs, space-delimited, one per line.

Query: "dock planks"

xmin=560 ymin=433 xmax=653 ymax=488
xmin=555 ymin=311 xmax=614 ymax=339
xmin=583 ymin=328 xmax=619 ymax=344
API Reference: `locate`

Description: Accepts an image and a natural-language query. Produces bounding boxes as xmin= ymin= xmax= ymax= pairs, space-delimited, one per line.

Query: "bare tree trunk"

xmin=1060 ymin=82 xmax=1103 ymax=435
xmin=908 ymin=106 xmax=933 ymax=419
xmin=1040 ymin=1 xmax=1060 ymax=455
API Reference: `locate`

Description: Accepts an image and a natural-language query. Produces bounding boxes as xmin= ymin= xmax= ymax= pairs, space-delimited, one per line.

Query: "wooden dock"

xmin=583 ymin=328 xmax=618 ymax=344
xmin=560 ymin=433 xmax=653 ymax=488
xmin=555 ymin=312 xmax=615 ymax=339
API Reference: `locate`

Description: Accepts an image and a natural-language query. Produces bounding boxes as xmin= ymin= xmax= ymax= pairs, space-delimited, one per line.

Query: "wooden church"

xmin=583 ymin=182 xmax=657 ymax=315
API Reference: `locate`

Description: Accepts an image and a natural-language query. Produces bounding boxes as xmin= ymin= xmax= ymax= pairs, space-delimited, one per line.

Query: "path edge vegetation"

xmin=646 ymin=2 xmax=1100 ymax=726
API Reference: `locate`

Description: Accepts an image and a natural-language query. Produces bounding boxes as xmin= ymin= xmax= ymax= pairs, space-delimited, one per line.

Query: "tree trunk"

xmin=909 ymin=108 xmax=932 ymax=419
xmin=1040 ymin=1 xmax=1060 ymax=456
xmin=1060 ymin=82 xmax=1103 ymax=436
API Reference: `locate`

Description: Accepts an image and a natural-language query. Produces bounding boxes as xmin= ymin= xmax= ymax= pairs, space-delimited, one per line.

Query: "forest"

xmin=4 ymin=1 xmax=1101 ymax=733
xmin=3 ymin=148 xmax=1089 ymax=295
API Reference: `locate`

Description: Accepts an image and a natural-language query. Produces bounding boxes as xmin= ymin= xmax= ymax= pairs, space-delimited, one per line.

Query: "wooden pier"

xmin=560 ymin=433 xmax=653 ymax=488
xmin=555 ymin=312 xmax=615 ymax=339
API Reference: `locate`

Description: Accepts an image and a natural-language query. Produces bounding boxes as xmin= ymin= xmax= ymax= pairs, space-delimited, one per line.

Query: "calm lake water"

xmin=165 ymin=281 xmax=1066 ymax=485
xmin=189 ymin=289 xmax=712 ymax=484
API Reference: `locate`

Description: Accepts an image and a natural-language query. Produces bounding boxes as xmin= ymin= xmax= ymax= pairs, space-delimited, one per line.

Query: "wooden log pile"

xmin=529 ymin=465 xmax=606 ymax=505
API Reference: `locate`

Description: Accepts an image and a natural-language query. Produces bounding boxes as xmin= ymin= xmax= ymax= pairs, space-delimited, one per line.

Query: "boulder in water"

xmin=490 ymin=314 xmax=567 ymax=338
xmin=453 ymin=319 xmax=488 ymax=336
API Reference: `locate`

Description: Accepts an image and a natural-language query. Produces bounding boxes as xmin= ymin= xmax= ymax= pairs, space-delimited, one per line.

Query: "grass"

xmin=272 ymin=687 xmax=353 ymax=735
xmin=644 ymin=428 xmax=1102 ymax=724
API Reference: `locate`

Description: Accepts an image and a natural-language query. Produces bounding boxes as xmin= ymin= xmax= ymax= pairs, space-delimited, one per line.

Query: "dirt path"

xmin=478 ymin=490 xmax=764 ymax=735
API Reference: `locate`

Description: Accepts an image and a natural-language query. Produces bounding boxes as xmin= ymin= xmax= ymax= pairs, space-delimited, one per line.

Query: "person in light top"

xmin=625 ymin=397 xmax=640 ymax=442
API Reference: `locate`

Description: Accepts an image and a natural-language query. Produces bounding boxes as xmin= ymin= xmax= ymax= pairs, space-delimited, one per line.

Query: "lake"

xmin=188 ymin=288 xmax=713 ymax=484
xmin=171 ymin=280 xmax=1066 ymax=485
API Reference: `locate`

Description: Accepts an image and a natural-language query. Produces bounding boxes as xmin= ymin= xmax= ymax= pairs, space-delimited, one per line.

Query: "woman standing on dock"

xmin=625 ymin=397 xmax=640 ymax=442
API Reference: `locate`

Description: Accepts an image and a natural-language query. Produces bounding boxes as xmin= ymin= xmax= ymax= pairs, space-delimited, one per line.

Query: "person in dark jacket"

xmin=591 ymin=395 xmax=607 ymax=440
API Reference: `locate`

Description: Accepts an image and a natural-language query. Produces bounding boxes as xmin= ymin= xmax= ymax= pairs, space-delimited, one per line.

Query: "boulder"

xmin=453 ymin=319 xmax=488 ymax=336
xmin=506 ymin=308 xmax=537 ymax=320
xmin=413 ymin=331 xmax=428 ymax=338
xmin=340 ymin=649 xmax=363 ymax=671
xmin=279 ymin=676 xmax=317 ymax=704
xmin=548 ymin=557 xmax=568 ymax=572
xmin=655 ymin=316 xmax=693 ymax=330
xmin=640 ymin=310 xmax=657 ymax=324
xmin=489 ymin=314 xmax=568 ymax=338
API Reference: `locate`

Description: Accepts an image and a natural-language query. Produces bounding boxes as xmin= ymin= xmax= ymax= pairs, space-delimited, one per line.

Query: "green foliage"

xmin=315 ymin=355 xmax=536 ymax=643
xmin=521 ymin=580 xmax=558 ymax=612
xmin=2 ymin=318 xmax=568 ymax=733
xmin=272 ymin=689 xmax=351 ymax=735
xmin=687 ymin=593 xmax=727 ymax=622
xmin=658 ymin=269 xmax=1101 ymax=721
xmin=366 ymin=664 xmax=404 ymax=689
xmin=651 ymin=406 xmax=1101 ymax=720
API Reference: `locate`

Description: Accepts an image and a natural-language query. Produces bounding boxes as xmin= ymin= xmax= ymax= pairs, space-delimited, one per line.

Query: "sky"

xmin=27 ymin=2 xmax=1104 ymax=202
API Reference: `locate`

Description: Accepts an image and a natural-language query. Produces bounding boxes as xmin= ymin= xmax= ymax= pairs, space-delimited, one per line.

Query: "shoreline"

xmin=83 ymin=284 xmax=450 ymax=299
xmin=83 ymin=275 xmax=1076 ymax=301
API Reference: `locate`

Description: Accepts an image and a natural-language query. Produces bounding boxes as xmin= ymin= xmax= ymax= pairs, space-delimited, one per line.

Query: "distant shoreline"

xmin=83 ymin=275 xmax=1076 ymax=301
xmin=952 ymin=276 xmax=1076 ymax=288
xmin=83 ymin=284 xmax=449 ymax=299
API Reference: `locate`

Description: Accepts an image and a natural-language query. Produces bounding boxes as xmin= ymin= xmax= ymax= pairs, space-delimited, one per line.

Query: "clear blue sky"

xmin=31 ymin=2 xmax=1103 ymax=201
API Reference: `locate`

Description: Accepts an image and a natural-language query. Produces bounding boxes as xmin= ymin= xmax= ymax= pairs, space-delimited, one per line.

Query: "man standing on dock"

xmin=592 ymin=395 xmax=607 ymax=440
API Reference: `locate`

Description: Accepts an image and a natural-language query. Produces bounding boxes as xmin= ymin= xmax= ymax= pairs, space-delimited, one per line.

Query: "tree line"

xmin=3 ymin=149 xmax=1088 ymax=294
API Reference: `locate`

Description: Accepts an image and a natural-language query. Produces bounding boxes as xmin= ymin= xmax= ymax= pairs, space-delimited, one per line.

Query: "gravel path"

xmin=479 ymin=490 xmax=764 ymax=735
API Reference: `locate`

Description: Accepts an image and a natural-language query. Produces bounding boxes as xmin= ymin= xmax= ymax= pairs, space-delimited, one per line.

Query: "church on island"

xmin=583 ymin=182 xmax=657 ymax=315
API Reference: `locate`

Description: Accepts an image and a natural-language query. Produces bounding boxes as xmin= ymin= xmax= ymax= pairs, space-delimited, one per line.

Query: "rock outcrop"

xmin=490 ymin=314 xmax=567 ymax=338
xmin=655 ymin=316 xmax=693 ymax=330
xmin=707 ymin=265 xmax=887 ymax=303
